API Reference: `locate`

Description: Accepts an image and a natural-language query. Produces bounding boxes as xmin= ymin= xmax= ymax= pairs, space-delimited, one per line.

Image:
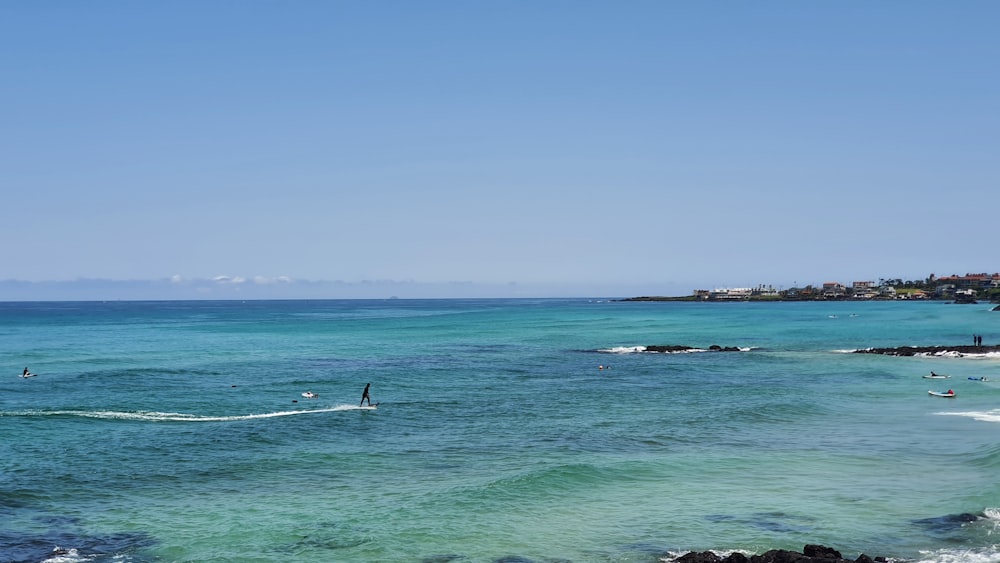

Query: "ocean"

xmin=2 ymin=298 xmax=998 ymax=563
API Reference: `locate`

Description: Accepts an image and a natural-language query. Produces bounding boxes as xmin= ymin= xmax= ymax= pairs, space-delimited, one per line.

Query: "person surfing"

xmin=360 ymin=382 xmax=372 ymax=406
xmin=22 ymin=367 xmax=32 ymax=378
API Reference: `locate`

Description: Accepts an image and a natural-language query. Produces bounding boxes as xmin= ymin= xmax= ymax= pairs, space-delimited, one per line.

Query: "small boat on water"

xmin=922 ymin=373 xmax=950 ymax=379
xmin=928 ymin=390 xmax=956 ymax=398
xmin=302 ymin=391 xmax=318 ymax=399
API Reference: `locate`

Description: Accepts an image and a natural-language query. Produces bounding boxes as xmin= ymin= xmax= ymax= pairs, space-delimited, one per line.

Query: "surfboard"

xmin=922 ymin=374 xmax=950 ymax=379
xmin=20 ymin=373 xmax=36 ymax=378
xmin=928 ymin=390 xmax=955 ymax=397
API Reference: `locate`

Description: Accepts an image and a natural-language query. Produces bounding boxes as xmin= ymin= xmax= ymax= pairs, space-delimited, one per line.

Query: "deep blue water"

xmin=2 ymin=299 xmax=999 ymax=563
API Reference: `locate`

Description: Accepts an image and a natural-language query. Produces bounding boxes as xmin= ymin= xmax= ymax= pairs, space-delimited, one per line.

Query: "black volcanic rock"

xmin=644 ymin=345 xmax=745 ymax=353
xmin=666 ymin=545 xmax=886 ymax=563
xmin=854 ymin=345 xmax=1000 ymax=356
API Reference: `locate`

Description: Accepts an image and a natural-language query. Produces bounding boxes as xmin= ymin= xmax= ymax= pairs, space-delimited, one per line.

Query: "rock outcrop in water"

xmin=853 ymin=345 xmax=1000 ymax=356
xmin=667 ymin=544 xmax=887 ymax=563
xmin=644 ymin=345 xmax=745 ymax=353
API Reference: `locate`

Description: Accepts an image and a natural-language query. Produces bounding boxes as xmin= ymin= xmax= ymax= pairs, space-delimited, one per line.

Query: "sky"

xmin=2 ymin=1 xmax=998 ymax=300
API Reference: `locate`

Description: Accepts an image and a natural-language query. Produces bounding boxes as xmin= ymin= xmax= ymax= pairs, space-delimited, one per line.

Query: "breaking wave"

xmin=0 ymin=404 xmax=375 ymax=423
xmin=597 ymin=345 xmax=753 ymax=354
xmin=935 ymin=409 xmax=1000 ymax=424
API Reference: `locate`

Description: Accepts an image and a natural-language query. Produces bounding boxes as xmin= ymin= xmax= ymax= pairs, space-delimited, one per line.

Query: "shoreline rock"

xmin=667 ymin=544 xmax=887 ymax=563
xmin=853 ymin=345 xmax=1000 ymax=356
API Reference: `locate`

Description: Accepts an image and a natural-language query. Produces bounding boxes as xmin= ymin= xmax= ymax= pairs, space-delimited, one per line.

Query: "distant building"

xmin=934 ymin=284 xmax=957 ymax=298
xmin=932 ymin=273 xmax=1000 ymax=289
xmin=822 ymin=282 xmax=846 ymax=299
xmin=710 ymin=287 xmax=753 ymax=300
xmin=852 ymin=281 xmax=878 ymax=299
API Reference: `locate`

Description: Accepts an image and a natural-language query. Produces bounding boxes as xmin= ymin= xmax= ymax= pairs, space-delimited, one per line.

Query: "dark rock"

xmin=804 ymin=545 xmax=842 ymax=559
xmin=708 ymin=345 xmax=746 ymax=352
xmin=674 ymin=551 xmax=723 ymax=563
xmin=644 ymin=345 xmax=746 ymax=353
xmin=750 ymin=549 xmax=804 ymax=563
xmin=854 ymin=345 xmax=999 ymax=356
xmin=645 ymin=345 xmax=696 ymax=353
xmin=667 ymin=545 xmax=887 ymax=563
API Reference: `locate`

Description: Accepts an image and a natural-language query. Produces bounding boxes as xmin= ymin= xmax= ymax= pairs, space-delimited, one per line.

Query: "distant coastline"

xmin=618 ymin=295 xmax=1000 ymax=304
xmin=619 ymin=272 xmax=1000 ymax=305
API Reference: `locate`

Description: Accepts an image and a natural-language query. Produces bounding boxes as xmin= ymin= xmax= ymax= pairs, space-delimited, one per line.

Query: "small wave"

xmin=915 ymin=351 xmax=1000 ymax=359
xmin=0 ymin=405 xmax=371 ymax=423
xmin=598 ymin=346 xmax=648 ymax=354
xmin=597 ymin=346 xmax=754 ymax=354
xmin=41 ymin=548 xmax=87 ymax=563
xmin=935 ymin=409 xmax=1000 ymax=424
xmin=472 ymin=463 xmax=615 ymax=502
xmin=913 ymin=546 xmax=1000 ymax=563
xmin=848 ymin=348 xmax=1000 ymax=359
xmin=663 ymin=549 xmax=754 ymax=561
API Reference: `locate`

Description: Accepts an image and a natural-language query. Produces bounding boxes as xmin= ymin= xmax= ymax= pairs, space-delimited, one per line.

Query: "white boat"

xmin=301 ymin=391 xmax=318 ymax=399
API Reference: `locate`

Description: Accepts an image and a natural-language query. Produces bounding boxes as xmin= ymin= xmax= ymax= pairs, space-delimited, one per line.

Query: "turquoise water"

xmin=2 ymin=299 xmax=999 ymax=563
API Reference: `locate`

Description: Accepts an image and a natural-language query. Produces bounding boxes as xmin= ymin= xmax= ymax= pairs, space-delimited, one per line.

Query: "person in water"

xmin=22 ymin=367 xmax=30 ymax=377
xmin=360 ymin=383 xmax=372 ymax=406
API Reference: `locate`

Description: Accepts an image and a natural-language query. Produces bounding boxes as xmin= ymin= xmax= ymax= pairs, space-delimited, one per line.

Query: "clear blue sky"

xmin=3 ymin=1 xmax=997 ymax=299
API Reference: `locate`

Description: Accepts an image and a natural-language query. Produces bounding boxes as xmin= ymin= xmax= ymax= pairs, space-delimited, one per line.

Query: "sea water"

xmin=1 ymin=299 xmax=999 ymax=563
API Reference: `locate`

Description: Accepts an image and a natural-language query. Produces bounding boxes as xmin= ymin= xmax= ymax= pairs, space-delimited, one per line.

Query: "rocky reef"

xmin=854 ymin=345 xmax=1000 ymax=356
xmin=644 ymin=345 xmax=746 ymax=353
xmin=667 ymin=544 xmax=886 ymax=563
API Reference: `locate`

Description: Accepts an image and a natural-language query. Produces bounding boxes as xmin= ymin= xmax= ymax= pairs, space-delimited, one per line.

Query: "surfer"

xmin=22 ymin=367 xmax=30 ymax=377
xmin=360 ymin=383 xmax=372 ymax=406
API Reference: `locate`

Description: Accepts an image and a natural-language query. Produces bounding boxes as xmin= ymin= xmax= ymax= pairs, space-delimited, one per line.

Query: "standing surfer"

xmin=360 ymin=383 xmax=372 ymax=406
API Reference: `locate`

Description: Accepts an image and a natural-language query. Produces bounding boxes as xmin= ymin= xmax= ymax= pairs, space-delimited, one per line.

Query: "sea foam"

xmin=1 ymin=405 xmax=369 ymax=423
xmin=935 ymin=409 xmax=1000 ymax=424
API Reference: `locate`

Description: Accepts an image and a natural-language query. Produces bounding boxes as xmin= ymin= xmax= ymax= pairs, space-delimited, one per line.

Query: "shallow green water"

xmin=2 ymin=299 xmax=999 ymax=562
